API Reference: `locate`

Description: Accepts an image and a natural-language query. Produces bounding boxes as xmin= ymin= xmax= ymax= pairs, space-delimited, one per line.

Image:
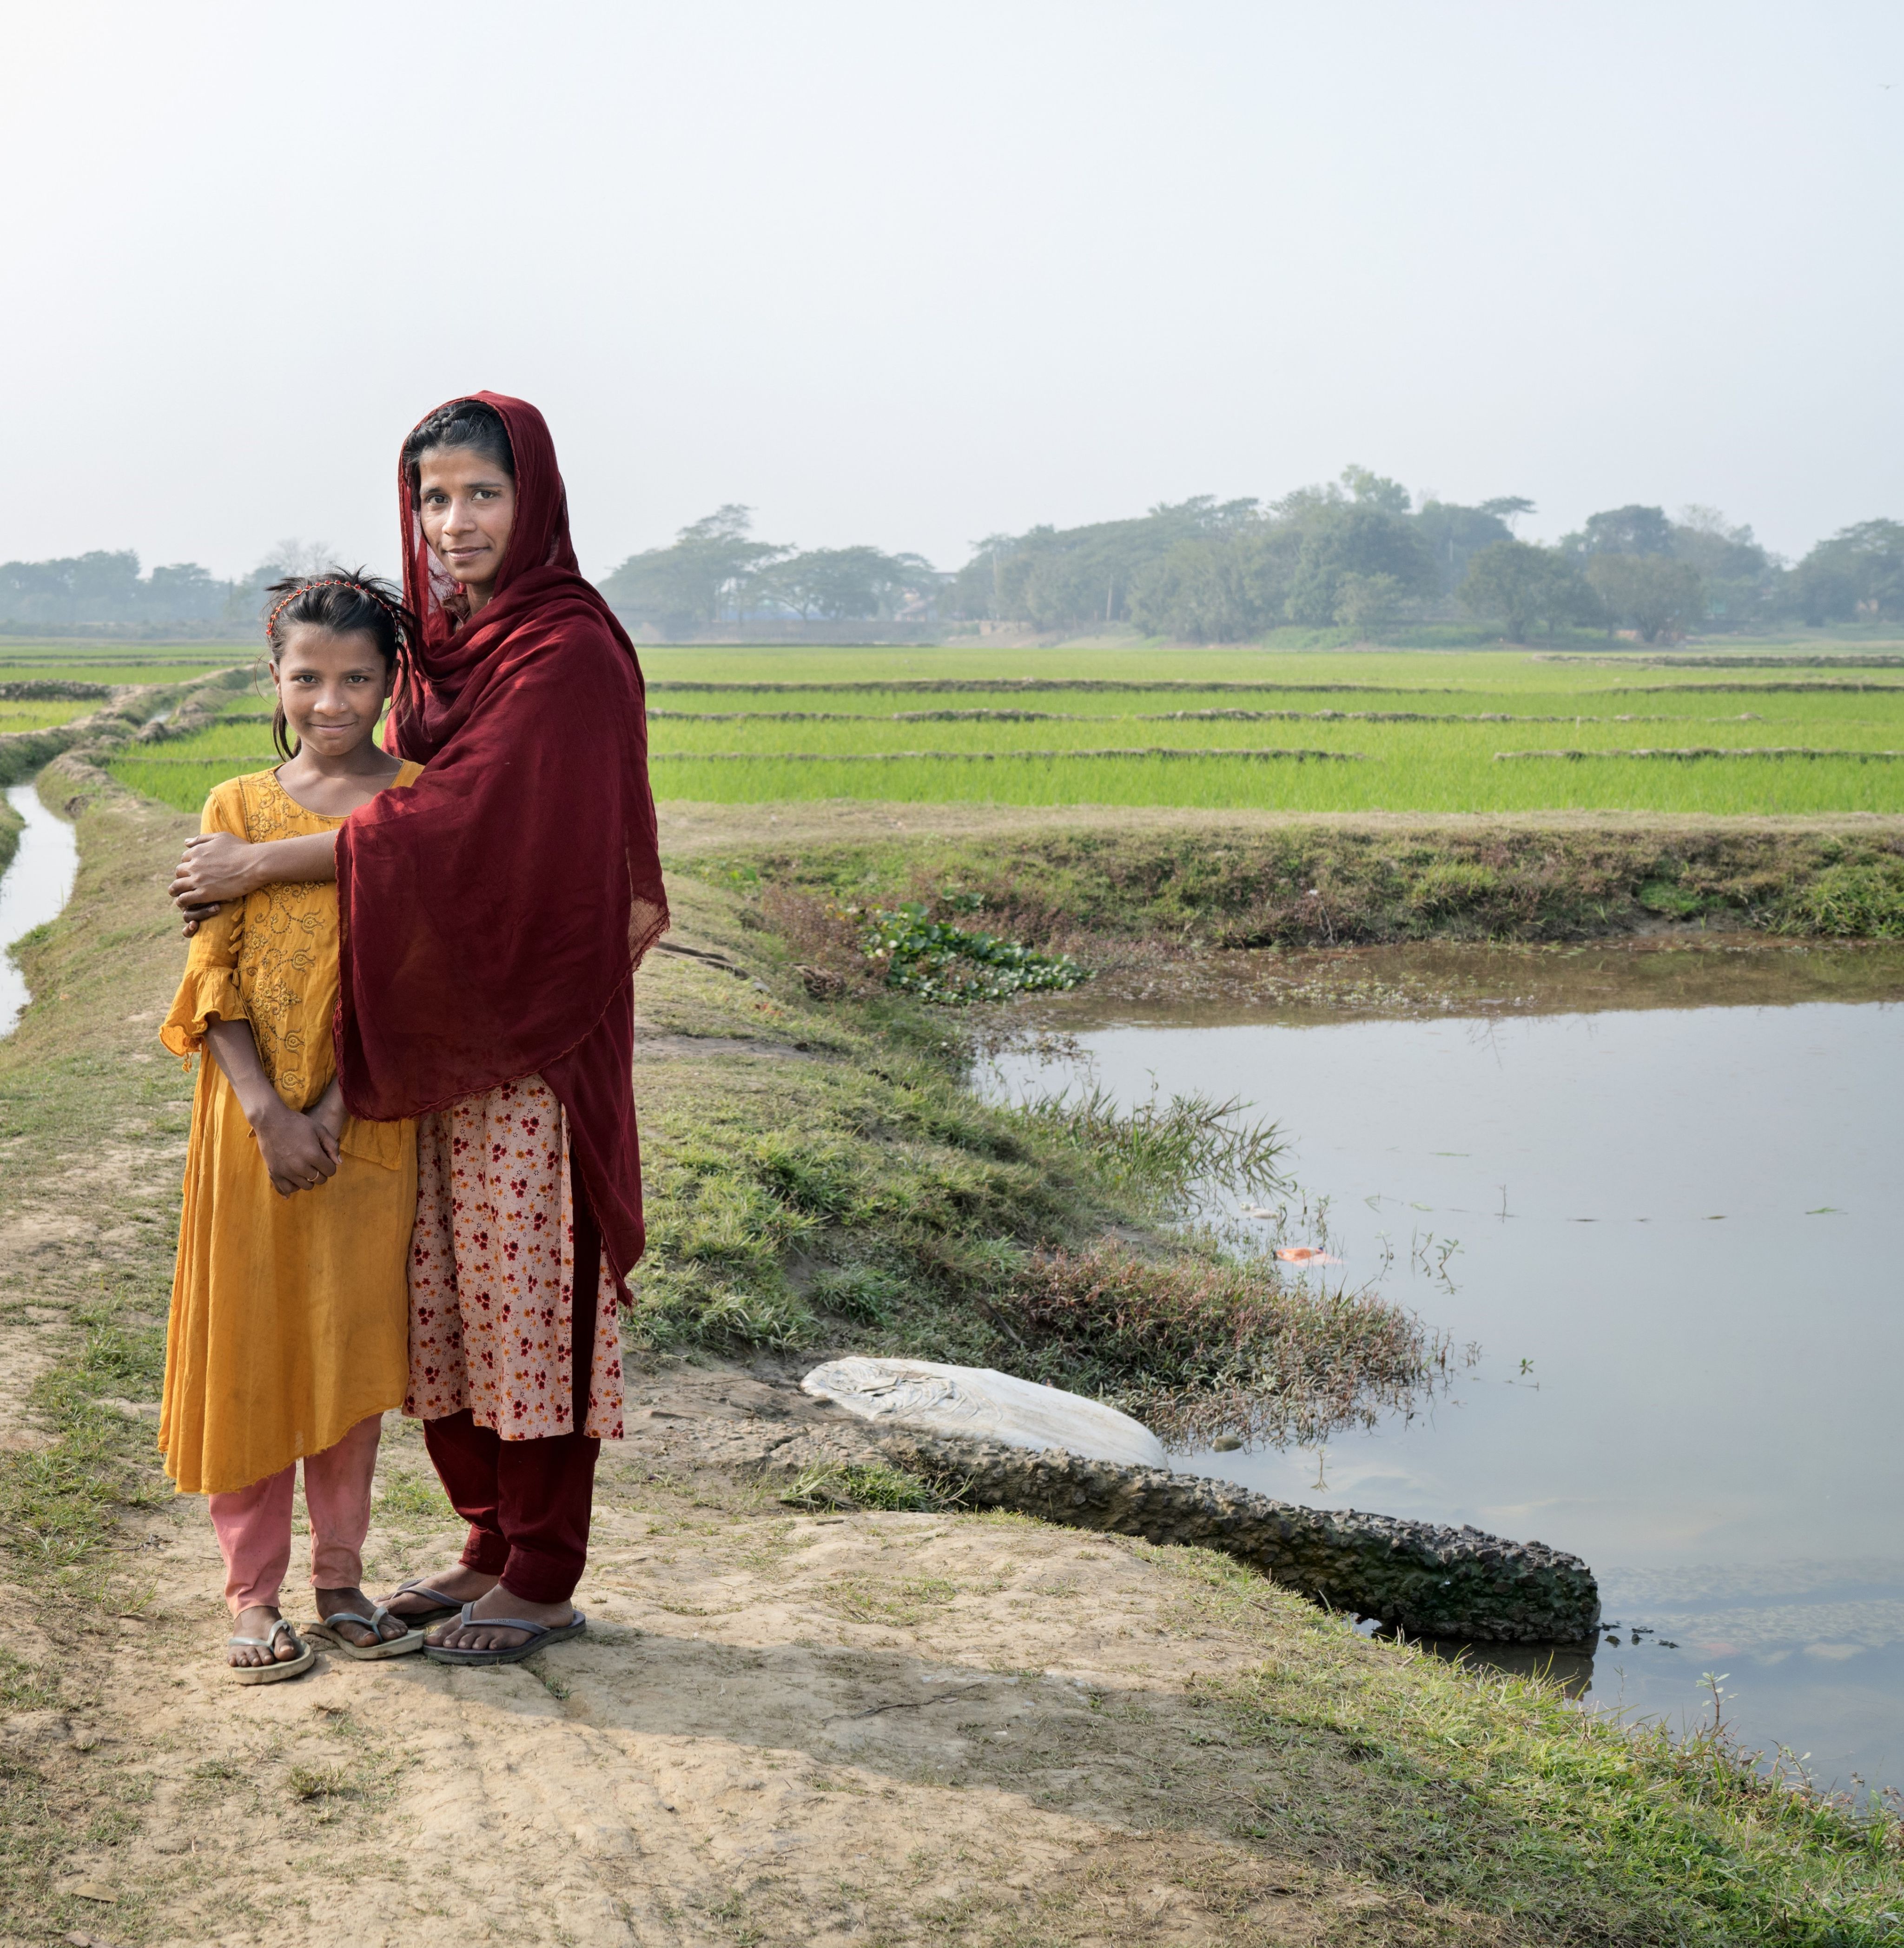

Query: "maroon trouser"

xmin=422 ymin=1157 xmax=602 ymax=1607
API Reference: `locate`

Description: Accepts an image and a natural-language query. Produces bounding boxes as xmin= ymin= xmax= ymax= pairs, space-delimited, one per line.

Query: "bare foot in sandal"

xmin=229 ymin=1605 xmax=304 ymax=1669
xmin=427 ymin=1585 xmax=575 ymax=1655
xmin=313 ymin=1585 xmax=413 ymax=1650
xmin=383 ymin=1565 xmax=498 ymax=1621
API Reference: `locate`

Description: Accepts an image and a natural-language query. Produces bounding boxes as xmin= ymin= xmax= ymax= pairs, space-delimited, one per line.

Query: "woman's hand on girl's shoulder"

xmin=172 ymin=832 xmax=261 ymax=911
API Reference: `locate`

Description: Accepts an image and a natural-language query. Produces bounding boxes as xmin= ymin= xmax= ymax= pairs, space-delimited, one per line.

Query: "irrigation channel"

xmin=0 ymin=780 xmax=78 ymax=1038
xmin=987 ymin=941 xmax=1904 ymax=1799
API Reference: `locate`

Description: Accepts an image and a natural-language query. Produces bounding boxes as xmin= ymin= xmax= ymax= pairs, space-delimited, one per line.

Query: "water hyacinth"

xmin=853 ymin=900 xmax=1086 ymax=1004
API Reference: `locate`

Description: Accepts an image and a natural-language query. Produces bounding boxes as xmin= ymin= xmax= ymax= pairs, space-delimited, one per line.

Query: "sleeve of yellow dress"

xmin=158 ymin=782 xmax=249 ymax=1061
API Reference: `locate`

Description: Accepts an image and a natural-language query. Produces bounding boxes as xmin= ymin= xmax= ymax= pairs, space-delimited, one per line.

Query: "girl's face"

xmin=417 ymin=444 xmax=517 ymax=612
xmin=272 ymin=625 xmax=392 ymax=761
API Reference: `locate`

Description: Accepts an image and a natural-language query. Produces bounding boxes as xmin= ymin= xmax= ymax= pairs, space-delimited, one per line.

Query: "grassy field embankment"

xmin=0 ymin=759 xmax=1900 ymax=1943
xmin=670 ymin=799 xmax=1904 ymax=949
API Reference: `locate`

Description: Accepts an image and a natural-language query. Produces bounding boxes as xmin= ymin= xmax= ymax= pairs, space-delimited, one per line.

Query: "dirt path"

xmin=10 ymin=1392 xmax=1461 ymax=1948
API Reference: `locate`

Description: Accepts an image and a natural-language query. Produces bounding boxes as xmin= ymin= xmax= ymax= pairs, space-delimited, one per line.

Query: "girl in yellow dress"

xmin=159 ymin=571 xmax=423 ymax=1682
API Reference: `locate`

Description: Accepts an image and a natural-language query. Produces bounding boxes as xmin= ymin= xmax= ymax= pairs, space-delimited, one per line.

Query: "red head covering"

xmin=333 ymin=392 xmax=668 ymax=1276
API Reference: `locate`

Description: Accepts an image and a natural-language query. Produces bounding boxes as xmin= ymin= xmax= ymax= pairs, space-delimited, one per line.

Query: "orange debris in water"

xmin=1274 ymin=1246 xmax=1342 ymax=1265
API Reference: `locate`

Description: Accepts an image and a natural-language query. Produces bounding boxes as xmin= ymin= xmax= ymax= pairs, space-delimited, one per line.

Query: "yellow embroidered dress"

xmin=158 ymin=765 xmax=423 ymax=1495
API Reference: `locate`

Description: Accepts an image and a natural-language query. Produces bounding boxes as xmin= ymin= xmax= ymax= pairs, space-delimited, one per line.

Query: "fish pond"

xmin=987 ymin=939 xmax=1904 ymax=1798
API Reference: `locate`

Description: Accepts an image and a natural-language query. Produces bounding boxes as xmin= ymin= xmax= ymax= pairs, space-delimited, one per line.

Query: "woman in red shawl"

xmin=170 ymin=394 xmax=668 ymax=1662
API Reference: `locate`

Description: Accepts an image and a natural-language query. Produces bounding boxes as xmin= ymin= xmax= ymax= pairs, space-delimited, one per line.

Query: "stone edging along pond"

xmin=866 ymin=1426 xmax=1601 ymax=1645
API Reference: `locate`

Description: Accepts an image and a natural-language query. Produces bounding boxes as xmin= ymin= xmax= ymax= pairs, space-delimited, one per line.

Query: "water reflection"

xmin=986 ymin=944 xmax=1904 ymax=1791
xmin=0 ymin=780 xmax=78 ymax=1038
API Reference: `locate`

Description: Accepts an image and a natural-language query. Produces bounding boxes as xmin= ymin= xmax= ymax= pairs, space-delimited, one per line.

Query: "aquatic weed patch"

xmin=857 ymin=899 xmax=1085 ymax=1003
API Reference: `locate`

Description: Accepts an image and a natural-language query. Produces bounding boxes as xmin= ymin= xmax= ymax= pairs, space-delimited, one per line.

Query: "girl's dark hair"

xmin=263 ymin=568 xmax=414 ymax=762
xmin=401 ymin=398 xmax=515 ymax=504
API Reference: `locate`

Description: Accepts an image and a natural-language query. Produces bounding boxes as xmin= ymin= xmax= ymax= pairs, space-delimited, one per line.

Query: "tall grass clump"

xmin=1777 ymin=857 xmax=1904 ymax=938
xmin=1011 ymin=1080 xmax=1285 ymax=1210
xmin=999 ymin=1241 xmax=1457 ymax=1450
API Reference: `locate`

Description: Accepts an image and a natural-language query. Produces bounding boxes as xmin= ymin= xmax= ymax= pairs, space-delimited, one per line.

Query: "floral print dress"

xmin=405 ymin=1076 xmax=624 ymax=1440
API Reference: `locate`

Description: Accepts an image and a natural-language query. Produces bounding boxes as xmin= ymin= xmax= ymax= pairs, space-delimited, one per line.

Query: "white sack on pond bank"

xmin=800 ymin=1358 xmax=1170 ymax=1472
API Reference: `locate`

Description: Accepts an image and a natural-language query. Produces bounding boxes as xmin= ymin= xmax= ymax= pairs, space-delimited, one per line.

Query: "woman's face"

xmin=417 ymin=445 xmax=517 ymax=613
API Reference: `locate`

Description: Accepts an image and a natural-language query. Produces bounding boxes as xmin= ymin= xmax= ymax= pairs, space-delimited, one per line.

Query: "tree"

xmin=0 ymin=549 xmax=232 ymax=627
xmin=1333 ymin=572 xmax=1403 ymax=635
xmin=1458 ymin=541 xmax=1598 ymax=643
xmin=1668 ymin=507 xmax=1780 ymax=625
xmin=949 ymin=497 xmax=1259 ymax=629
xmin=1582 ymin=554 xmax=1703 ymax=642
xmin=599 ymin=506 xmax=787 ymax=632
xmin=147 ymin=562 xmax=224 ymax=622
xmin=1566 ymin=504 xmax=1674 ymax=556
xmin=1283 ymin=504 xmax=1437 ymax=627
xmin=1792 ymin=519 xmax=1904 ymax=625
xmin=1338 ymin=464 xmax=1412 ymax=516
xmin=1414 ymin=499 xmax=1519 ymax=594
xmin=222 ymin=539 xmax=337 ymax=627
xmin=1128 ymin=531 xmax=1290 ymax=641
xmin=754 ymin=546 xmax=941 ymax=621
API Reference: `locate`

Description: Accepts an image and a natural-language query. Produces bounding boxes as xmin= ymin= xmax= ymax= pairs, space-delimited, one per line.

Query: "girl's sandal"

xmin=228 ymin=1617 xmax=315 ymax=1685
xmin=305 ymin=1604 xmax=425 ymax=1661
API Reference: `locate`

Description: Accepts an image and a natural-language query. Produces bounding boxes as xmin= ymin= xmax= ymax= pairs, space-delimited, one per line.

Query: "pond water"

xmin=0 ymin=780 xmax=79 ymax=1038
xmin=986 ymin=942 xmax=1904 ymax=1796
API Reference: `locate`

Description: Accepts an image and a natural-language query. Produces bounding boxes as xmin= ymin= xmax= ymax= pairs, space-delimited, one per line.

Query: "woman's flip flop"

xmin=423 ymin=1602 xmax=587 ymax=1667
xmin=383 ymin=1578 xmax=468 ymax=1626
xmin=227 ymin=1617 xmax=315 ymax=1685
xmin=305 ymin=1604 xmax=426 ymax=1661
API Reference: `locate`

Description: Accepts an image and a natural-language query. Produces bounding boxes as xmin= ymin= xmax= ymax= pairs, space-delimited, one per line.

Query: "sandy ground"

xmin=0 ymin=786 xmax=1410 ymax=1948
xmin=0 ymin=1352 xmax=1429 ymax=1948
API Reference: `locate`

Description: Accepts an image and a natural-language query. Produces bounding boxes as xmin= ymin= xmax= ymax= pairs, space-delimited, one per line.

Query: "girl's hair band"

xmin=267 ymin=577 xmax=409 ymax=641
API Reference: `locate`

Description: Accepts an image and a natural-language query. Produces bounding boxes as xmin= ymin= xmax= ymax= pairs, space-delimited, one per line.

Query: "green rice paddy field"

xmin=56 ymin=639 xmax=1904 ymax=817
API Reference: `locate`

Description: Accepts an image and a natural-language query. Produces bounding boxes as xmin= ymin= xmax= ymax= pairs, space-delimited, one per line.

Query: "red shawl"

xmin=334 ymin=392 xmax=668 ymax=1277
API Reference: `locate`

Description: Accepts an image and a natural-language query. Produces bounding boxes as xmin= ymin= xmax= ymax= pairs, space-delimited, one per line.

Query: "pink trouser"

xmin=207 ymin=1414 xmax=382 ymax=1616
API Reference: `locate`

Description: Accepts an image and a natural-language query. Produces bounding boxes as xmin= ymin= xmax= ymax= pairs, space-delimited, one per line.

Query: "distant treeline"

xmin=603 ymin=470 xmax=1904 ymax=643
xmin=7 ymin=472 xmax=1902 ymax=642
xmin=0 ymin=540 xmax=340 ymax=640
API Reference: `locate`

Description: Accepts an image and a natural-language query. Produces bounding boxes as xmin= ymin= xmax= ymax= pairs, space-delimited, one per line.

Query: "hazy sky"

xmin=4 ymin=1 xmax=1900 ymax=580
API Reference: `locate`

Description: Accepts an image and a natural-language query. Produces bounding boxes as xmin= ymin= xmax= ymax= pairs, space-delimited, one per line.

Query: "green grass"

xmin=100 ymin=644 xmax=1904 ymax=815
xmin=1172 ymin=1551 xmax=1904 ymax=1946
xmin=0 ymin=700 xmax=103 ymax=734
xmin=777 ymin=1459 xmax=939 ymax=1512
